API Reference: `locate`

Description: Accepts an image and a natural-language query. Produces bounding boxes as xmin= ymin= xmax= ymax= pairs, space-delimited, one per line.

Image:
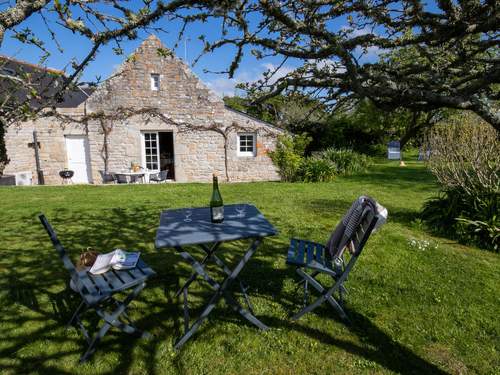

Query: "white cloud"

xmin=206 ymin=76 xmax=241 ymax=97
xmin=341 ymin=26 xmax=386 ymax=61
xmin=206 ymin=62 xmax=296 ymax=97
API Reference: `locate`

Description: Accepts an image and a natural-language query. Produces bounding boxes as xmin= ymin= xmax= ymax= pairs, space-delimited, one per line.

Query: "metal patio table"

xmin=155 ymin=204 xmax=277 ymax=349
xmin=114 ymin=171 xmax=148 ymax=184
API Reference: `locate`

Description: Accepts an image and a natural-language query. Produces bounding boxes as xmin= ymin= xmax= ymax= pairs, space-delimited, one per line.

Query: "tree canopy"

xmin=189 ymin=0 xmax=499 ymax=130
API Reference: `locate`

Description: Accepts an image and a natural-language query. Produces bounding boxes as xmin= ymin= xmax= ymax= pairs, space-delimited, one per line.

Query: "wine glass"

xmin=235 ymin=204 xmax=246 ymax=218
xmin=184 ymin=209 xmax=193 ymax=222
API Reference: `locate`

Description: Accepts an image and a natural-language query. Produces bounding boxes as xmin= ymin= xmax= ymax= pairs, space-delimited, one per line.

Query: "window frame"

xmin=237 ymin=132 xmax=256 ymax=157
xmin=150 ymin=73 xmax=160 ymax=91
xmin=141 ymin=132 xmax=160 ymax=171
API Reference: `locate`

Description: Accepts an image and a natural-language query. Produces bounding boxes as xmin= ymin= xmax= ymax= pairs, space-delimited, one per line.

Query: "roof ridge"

xmin=0 ymin=54 xmax=65 ymax=75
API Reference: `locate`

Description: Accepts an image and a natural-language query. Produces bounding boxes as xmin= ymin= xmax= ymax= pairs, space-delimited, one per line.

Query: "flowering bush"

xmin=422 ymin=113 xmax=499 ymax=252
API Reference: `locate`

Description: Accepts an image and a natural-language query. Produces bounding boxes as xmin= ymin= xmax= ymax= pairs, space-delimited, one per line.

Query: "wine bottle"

xmin=210 ymin=174 xmax=224 ymax=223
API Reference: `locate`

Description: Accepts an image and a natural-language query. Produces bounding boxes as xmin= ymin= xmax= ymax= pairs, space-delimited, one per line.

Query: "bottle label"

xmin=212 ymin=206 xmax=224 ymax=221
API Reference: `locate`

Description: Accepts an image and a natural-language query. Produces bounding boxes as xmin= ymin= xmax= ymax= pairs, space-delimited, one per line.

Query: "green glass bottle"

xmin=210 ymin=174 xmax=224 ymax=223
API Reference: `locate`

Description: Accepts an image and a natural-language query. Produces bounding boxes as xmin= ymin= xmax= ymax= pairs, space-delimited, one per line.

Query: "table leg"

xmin=175 ymin=242 xmax=221 ymax=297
xmin=173 ymin=237 xmax=267 ymax=350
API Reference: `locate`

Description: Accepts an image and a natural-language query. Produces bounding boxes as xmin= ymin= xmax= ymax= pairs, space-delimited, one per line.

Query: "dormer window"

xmin=151 ymin=73 xmax=160 ymax=91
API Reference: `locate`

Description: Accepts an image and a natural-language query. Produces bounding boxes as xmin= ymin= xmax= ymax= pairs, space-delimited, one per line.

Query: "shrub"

xmin=320 ymin=148 xmax=372 ymax=175
xmin=423 ymin=112 xmax=499 ymax=197
xmin=300 ymin=157 xmax=337 ymax=182
xmin=269 ymin=133 xmax=311 ymax=182
xmin=422 ymin=189 xmax=499 ymax=251
xmin=421 ymin=113 xmax=500 ymax=251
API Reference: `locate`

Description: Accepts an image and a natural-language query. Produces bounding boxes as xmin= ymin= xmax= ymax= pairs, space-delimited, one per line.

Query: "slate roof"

xmin=0 ymin=55 xmax=94 ymax=109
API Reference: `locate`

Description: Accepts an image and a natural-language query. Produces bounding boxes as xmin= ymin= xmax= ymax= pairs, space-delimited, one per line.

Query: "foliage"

xmin=423 ymin=113 xmax=499 ymax=197
xmin=322 ymin=100 xmax=448 ymax=153
xmin=270 ymin=135 xmax=372 ymax=182
xmin=224 ymin=94 xmax=444 ymax=155
xmin=421 ymin=113 xmax=500 ymax=251
xmin=268 ymin=133 xmax=311 ymax=182
xmin=223 ymin=93 xmax=328 ymax=142
xmin=299 ymin=157 xmax=336 ymax=182
xmin=422 ymin=190 xmax=499 ymax=252
xmin=0 ymin=161 xmax=499 ymax=374
xmin=320 ymin=148 xmax=372 ymax=175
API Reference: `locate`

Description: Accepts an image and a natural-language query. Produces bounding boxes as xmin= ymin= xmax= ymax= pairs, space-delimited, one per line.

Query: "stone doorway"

xmin=142 ymin=131 xmax=175 ymax=180
xmin=158 ymin=132 xmax=175 ymax=180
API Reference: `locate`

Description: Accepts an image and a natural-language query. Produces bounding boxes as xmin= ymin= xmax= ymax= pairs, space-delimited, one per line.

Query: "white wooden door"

xmin=65 ymin=136 xmax=90 ymax=183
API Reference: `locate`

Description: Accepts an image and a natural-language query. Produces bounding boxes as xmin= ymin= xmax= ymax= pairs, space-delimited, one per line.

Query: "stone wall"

xmin=4 ymin=35 xmax=282 ymax=184
xmin=4 ymin=107 xmax=88 ymax=185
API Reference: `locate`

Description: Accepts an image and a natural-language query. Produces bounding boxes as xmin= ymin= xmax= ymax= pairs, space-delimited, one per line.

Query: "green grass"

xmin=0 ymin=160 xmax=498 ymax=374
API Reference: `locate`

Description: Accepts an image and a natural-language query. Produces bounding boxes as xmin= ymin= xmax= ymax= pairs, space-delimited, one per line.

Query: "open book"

xmin=89 ymin=249 xmax=140 ymax=275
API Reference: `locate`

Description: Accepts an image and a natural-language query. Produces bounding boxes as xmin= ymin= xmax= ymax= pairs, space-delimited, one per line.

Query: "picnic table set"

xmin=38 ymin=176 xmax=387 ymax=362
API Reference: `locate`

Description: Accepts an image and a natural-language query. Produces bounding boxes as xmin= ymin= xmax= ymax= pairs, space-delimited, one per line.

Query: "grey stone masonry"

xmin=4 ymin=35 xmax=283 ymax=184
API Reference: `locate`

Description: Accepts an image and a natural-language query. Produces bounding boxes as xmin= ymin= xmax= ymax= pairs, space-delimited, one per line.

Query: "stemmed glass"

xmin=184 ymin=209 xmax=193 ymax=222
xmin=235 ymin=204 xmax=246 ymax=218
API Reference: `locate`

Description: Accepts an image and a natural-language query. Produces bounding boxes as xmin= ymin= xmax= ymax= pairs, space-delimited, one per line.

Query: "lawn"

xmin=0 ymin=160 xmax=498 ymax=374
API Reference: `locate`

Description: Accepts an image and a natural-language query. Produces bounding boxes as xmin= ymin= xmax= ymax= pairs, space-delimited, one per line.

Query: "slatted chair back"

xmin=38 ymin=214 xmax=99 ymax=299
xmin=159 ymin=170 xmax=168 ymax=181
xmin=347 ymin=202 xmax=378 ymax=257
xmin=329 ymin=200 xmax=378 ymax=280
xmin=326 ymin=197 xmax=378 ymax=260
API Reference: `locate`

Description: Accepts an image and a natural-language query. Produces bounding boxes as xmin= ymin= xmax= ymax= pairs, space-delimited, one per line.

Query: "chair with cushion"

xmin=149 ymin=170 xmax=168 ymax=183
xmin=38 ymin=214 xmax=156 ymax=362
xmin=286 ymin=196 xmax=386 ymax=321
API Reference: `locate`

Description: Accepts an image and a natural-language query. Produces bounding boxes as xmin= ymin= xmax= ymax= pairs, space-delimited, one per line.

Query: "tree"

xmin=189 ymin=0 xmax=499 ymax=130
xmin=0 ymin=0 xmax=220 ymax=176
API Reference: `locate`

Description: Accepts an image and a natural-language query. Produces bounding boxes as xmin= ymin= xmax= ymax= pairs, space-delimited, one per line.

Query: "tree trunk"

xmin=0 ymin=117 xmax=9 ymax=177
xmin=399 ymin=111 xmax=420 ymax=151
xmin=470 ymin=98 xmax=500 ymax=133
xmin=399 ymin=111 xmax=440 ymax=150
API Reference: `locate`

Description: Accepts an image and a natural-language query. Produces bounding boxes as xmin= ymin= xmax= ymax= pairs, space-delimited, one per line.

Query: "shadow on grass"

xmin=0 ymin=205 xmax=443 ymax=374
xmin=263 ymin=311 xmax=448 ymax=375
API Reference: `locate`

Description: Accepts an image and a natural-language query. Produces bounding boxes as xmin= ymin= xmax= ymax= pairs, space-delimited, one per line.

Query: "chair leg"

xmin=79 ymin=282 xmax=150 ymax=362
xmin=304 ymin=279 xmax=309 ymax=307
xmin=67 ymin=300 xmax=86 ymax=328
xmin=80 ymin=320 xmax=112 ymax=362
xmin=292 ymin=268 xmax=348 ymax=321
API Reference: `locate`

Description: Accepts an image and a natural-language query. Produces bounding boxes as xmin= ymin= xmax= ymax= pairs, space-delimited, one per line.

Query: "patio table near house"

xmin=155 ymin=204 xmax=277 ymax=349
xmin=114 ymin=171 xmax=148 ymax=183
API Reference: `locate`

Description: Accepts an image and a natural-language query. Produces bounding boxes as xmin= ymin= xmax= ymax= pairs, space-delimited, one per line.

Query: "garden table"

xmin=155 ymin=204 xmax=277 ymax=349
xmin=115 ymin=171 xmax=148 ymax=183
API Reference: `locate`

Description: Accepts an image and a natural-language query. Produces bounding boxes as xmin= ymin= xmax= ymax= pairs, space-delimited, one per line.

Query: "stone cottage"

xmin=3 ymin=35 xmax=283 ymax=184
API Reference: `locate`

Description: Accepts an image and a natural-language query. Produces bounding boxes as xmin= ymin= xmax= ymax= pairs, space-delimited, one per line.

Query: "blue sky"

xmin=0 ymin=2 xmax=384 ymax=97
xmin=0 ymin=5 xmax=289 ymax=97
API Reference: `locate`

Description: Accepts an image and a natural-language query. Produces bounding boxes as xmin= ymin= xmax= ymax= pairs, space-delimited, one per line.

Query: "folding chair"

xmin=149 ymin=170 xmax=168 ymax=183
xmin=38 ymin=214 xmax=156 ymax=362
xmin=286 ymin=196 xmax=384 ymax=322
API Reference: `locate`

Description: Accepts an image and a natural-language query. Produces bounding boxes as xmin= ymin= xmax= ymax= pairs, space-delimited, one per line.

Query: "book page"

xmin=113 ymin=251 xmax=140 ymax=270
xmin=89 ymin=251 xmax=116 ymax=275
